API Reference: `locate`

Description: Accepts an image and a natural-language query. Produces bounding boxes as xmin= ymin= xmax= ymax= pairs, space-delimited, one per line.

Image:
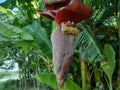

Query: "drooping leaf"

xmin=75 ymin=22 xmax=105 ymax=63
xmin=35 ymin=73 xmax=57 ymax=89
xmin=101 ymin=44 xmax=116 ymax=81
xmin=35 ymin=73 xmax=81 ymax=90
xmin=23 ymin=21 xmax=52 ymax=59
xmin=0 ymin=21 xmax=34 ymax=40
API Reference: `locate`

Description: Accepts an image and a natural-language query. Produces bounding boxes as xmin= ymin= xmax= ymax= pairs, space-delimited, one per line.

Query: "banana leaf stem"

xmin=109 ymin=80 xmax=112 ymax=90
xmin=93 ymin=65 xmax=101 ymax=86
xmin=80 ymin=56 xmax=87 ymax=90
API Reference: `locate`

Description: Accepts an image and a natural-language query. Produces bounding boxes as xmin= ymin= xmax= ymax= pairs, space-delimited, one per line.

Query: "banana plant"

xmin=38 ymin=0 xmax=92 ymax=88
xmin=101 ymin=44 xmax=116 ymax=90
xmin=0 ymin=0 xmax=119 ymax=89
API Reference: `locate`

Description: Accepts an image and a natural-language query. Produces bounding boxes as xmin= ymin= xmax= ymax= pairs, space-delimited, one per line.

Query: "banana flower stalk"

xmin=38 ymin=0 xmax=92 ymax=87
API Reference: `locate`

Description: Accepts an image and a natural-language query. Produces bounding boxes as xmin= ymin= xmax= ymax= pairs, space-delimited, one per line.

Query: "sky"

xmin=0 ymin=0 xmax=6 ymax=4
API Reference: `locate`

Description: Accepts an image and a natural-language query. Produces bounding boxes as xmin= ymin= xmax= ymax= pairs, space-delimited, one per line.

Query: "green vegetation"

xmin=0 ymin=0 xmax=119 ymax=90
xmin=0 ymin=80 xmax=19 ymax=90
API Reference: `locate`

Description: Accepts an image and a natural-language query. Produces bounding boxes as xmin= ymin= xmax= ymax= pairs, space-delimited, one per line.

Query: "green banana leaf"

xmin=101 ymin=44 xmax=116 ymax=89
xmin=23 ymin=21 xmax=52 ymax=59
xmin=0 ymin=21 xmax=34 ymax=41
xmin=75 ymin=22 xmax=105 ymax=63
xmin=35 ymin=73 xmax=81 ymax=90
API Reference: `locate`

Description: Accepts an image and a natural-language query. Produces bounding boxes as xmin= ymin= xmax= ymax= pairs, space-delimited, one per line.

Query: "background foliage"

xmin=0 ymin=0 xmax=119 ymax=90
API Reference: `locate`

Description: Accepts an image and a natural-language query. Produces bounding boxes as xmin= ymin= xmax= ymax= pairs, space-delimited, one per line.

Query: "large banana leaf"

xmin=0 ymin=21 xmax=34 ymax=41
xmin=101 ymin=44 xmax=116 ymax=90
xmin=0 ymin=21 xmax=35 ymax=50
xmin=35 ymin=73 xmax=81 ymax=90
xmin=23 ymin=21 xmax=52 ymax=59
xmin=75 ymin=22 xmax=105 ymax=63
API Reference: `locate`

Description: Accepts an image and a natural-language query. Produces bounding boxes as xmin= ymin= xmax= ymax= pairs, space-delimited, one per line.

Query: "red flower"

xmin=38 ymin=0 xmax=92 ymax=24
xmin=55 ymin=0 xmax=92 ymax=24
